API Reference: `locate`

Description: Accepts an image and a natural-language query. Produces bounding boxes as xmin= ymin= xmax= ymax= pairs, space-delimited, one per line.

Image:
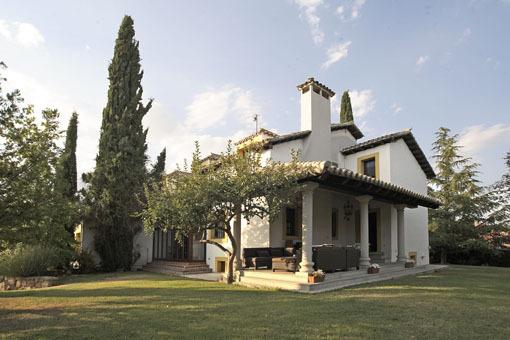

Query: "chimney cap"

xmin=297 ymin=77 xmax=336 ymax=97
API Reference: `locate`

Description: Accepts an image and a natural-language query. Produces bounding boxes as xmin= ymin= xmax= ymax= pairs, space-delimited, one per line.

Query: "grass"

xmin=1 ymin=266 xmax=509 ymax=339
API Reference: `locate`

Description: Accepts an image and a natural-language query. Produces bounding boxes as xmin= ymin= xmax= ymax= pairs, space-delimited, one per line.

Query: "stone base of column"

xmin=298 ymin=262 xmax=314 ymax=275
xmin=397 ymin=256 xmax=408 ymax=264
xmin=359 ymin=257 xmax=370 ymax=269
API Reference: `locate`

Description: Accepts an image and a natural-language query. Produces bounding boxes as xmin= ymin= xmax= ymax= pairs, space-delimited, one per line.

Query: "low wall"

xmin=0 ymin=276 xmax=60 ymax=290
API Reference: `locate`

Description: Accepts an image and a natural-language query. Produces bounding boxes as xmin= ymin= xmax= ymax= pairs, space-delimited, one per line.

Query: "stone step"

xmin=143 ymin=261 xmax=212 ymax=275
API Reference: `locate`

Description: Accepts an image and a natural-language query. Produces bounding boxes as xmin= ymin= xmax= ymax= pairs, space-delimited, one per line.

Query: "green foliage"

xmin=428 ymin=127 xmax=494 ymax=264
xmin=55 ymin=112 xmax=80 ymax=236
xmin=487 ymin=152 xmax=510 ymax=247
xmin=339 ymin=90 xmax=354 ymax=123
xmin=82 ymin=16 xmax=152 ymax=271
xmin=0 ymin=63 xmax=75 ymax=251
xmin=141 ymin=142 xmax=310 ymax=283
xmin=0 ymin=243 xmax=65 ymax=277
xmin=149 ymin=148 xmax=166 ymax=185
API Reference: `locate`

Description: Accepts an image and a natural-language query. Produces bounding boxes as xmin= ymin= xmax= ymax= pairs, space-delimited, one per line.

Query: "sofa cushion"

xmin=257 ymin=249 xmax=270 ymax=257
xmin=244 ymin=248 xmax=257 ymax=258
xmin=271 ymin=248 xmax=284 ymax=257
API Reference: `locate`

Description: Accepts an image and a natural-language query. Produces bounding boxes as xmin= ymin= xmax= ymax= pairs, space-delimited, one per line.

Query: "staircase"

xmin=144 ymin=260 xmax=212 ymax=276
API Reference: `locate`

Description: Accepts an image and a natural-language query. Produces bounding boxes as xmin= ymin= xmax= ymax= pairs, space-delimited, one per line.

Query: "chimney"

xmin=296 ymin=77 xmax=335 ymax=161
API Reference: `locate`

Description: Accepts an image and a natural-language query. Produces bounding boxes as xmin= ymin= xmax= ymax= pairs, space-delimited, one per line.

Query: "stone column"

xmin=390 ymin=206 xmax=398 ymax=263
xmin=298 ymin=182 xmax=319 ymax=275
xmin=356 ymin=195 xmax=372 ymax=269
xmin=396 ymin=205 xmax=407 ymax=263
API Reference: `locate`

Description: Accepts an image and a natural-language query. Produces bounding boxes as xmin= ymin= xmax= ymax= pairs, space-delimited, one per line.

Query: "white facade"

xmin=205 ymin=78 xmax=436 ymax=272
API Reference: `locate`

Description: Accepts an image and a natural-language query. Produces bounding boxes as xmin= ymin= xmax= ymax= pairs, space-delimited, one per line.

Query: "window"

xmin=362 ymin=158 xmax=376 ymax=177
xmin=213 ymin=228 xmax=225 ymax=239
xmin=331 ymin=209 xmax=338 ymax=239
xmin=357 ymin=153 xmax=379 ymax=178
xmin=286 ymin=208 xmax=298 ymax=237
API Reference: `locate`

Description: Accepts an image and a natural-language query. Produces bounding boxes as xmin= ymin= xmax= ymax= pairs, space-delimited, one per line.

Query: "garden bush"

xmin=0 ymin=243 xmax=63 ymax=277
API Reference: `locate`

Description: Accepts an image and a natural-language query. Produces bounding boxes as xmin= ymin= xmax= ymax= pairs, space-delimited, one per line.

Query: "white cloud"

xmin=0 ymin=20 xmax=44 ymax=48
xmin=3 ymin=68 xmax=102 ymax=180
xmin=415 ymin=55 xmax=429 ymax=70
xmin=294 ymin=0 xmax=324 ymax=45
xmin=349 ymin=89 xmax=375 ymax=118
xmin=185 ymin=85 xmax=261 ymax=131
xmin=459 ymin=124 xmax=510 ymax=156
xmin=146 ymin=85 xmax=263 ymax=171
xmin=390 ymin=102 xmax=402 ymax=115
xmin=336 ymin=0 xmax=366 ymax=21
xmin=456 ymin=27 xmax=471 ymax=45
xmin=321 ymin=41 xmax=352 ymax=69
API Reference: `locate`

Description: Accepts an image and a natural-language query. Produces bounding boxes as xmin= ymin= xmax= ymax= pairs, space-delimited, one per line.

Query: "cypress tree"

xmin=55 ymin=112 xmax=79 ymax=236
xmin=87 ymin=15 xmax=152 ymax=271
xmin=149 ymin=148 xmax=166 ymax=184
xmin=56 ymin=112 xmax=78 ymax=200
xmin=339 ymin=90 xmax=354 ymax=123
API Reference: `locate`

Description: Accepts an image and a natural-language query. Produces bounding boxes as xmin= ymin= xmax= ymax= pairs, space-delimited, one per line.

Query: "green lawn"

xmin=1 ymin=266 xmax=509 ymax=339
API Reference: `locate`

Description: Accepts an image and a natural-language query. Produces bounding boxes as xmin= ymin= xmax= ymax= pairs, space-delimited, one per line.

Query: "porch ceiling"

xmin=297 ymin=161 xmax=440 ymax=209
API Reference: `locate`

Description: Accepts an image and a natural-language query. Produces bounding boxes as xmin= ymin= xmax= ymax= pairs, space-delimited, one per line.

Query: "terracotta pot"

xmin=308 ymin=275 xmax=324 ymax=283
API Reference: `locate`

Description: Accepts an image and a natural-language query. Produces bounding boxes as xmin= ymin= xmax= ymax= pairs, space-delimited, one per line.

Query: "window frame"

xmin=357 ymin=152 xmax=380 ymax=179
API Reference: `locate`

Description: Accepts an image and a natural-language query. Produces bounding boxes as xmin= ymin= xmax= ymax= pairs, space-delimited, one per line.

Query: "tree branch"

xmin=200 ymin=239 xmax=232 ymax=256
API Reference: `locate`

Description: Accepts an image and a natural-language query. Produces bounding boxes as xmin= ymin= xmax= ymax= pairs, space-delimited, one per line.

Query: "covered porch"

xmin=236 ymin=162 xmax=440 ymax=289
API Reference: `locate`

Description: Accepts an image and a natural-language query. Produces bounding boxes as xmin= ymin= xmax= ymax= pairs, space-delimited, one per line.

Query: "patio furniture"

xmin=312 ymin=245 xmax=361 ymax=272
xmin=243 ymin=247 xmax=295 ymax=270
xmin=272 ymin=256 xmax=299 ymax=272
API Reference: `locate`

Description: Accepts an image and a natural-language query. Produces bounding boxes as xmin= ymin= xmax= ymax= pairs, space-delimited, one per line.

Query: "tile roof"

xmin=263 ymin=123 xmax=364 ymax=148
xmin=296 ymin=161 xmax=440 ymax=208
xmin=296 ymin=77 xmax=336 ymax=97
xmin=341 ymin=130 xmax=436 ymax=179
xmin=234 ymin=128 xmax=278 ymax=145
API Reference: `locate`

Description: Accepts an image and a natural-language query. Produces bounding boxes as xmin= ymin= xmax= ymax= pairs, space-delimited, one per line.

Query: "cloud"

xmin=349 ymin=89 xmax=375 ymax=118
xmin=0 ymin=20 xmax=44 ymax=47
xmin=390 ymin=102 xmax=402 ymax=115
xmin=185 ymin=85 xmax=261 ymax=131
xmin=415 ymin=55 xmax=429 ymax=70
xmin=321 ymin=41 xmax=352 ymax=69
xmin=459 ymin=124 xmax=510 ymax=156
xmin=147 ymin=85 xmax=263 ymax=171
xmin=336 ymin=0 xmax=367 ymax=21
xmin=294 ymin=0 xmax=324 ymax=45
xmin=456 ymin=27 xmax=471 ymax=45
xmin=3 ymin=67 xmax=102 ymax=181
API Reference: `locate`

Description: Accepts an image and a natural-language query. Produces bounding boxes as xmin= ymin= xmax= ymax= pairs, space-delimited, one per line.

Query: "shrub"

xmin=0 ymin=243 xmax=63 ymax=277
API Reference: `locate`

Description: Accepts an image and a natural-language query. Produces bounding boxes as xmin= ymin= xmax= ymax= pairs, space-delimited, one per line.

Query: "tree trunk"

xmin=440 ymin=251 xmax=447 ymax=265
xmin=226 ymin=228 xmax=237 ymax=284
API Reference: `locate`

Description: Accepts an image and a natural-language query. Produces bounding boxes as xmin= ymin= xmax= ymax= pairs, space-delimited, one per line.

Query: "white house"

xmin=201 ymin=77 xmax=438 ymax=278
xmin=82 ymin=77 xmax=439 ymax=280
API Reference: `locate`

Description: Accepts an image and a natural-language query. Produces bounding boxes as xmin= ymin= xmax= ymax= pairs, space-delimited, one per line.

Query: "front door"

xmin=369 ymin=212 xmax=378 ymax=252
xmin=153 ymin=229 xmax=192 ymax=261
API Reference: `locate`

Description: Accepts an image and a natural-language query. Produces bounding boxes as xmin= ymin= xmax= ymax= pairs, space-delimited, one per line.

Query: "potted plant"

xmin=367 ymin=263 xmax=380 ymax=274
xmin=308 ymin=270 xmax=325 ymax=283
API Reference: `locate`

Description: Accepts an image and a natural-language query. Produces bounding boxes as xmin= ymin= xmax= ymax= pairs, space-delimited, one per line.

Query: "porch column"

xmin=356 ymin=195 xmax=372 ymax=268
xmin=298 ymin=182 xmax=318 ymax=274
xmin=396 ymin=205 xmax=407 ymax=263
xmin=233 ymin=212 xmax=242 ymax=275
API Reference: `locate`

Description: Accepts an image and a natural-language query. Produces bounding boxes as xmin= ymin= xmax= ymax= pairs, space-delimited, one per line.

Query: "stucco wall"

xmin=343 ymin=143 xmax=392 ymax=181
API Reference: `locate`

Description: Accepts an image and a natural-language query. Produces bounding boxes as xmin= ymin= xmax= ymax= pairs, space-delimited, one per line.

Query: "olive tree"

xmin=141 ymin=142 xmax=309 ymax=283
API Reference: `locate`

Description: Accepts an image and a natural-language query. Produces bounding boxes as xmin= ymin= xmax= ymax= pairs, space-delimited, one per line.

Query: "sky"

xmin=1 ymin=0 xmax=509 ymax=185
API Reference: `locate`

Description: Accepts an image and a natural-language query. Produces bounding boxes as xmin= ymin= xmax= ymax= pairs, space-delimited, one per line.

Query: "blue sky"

xmin=1 ymin=0 xmax=509 ymax=184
